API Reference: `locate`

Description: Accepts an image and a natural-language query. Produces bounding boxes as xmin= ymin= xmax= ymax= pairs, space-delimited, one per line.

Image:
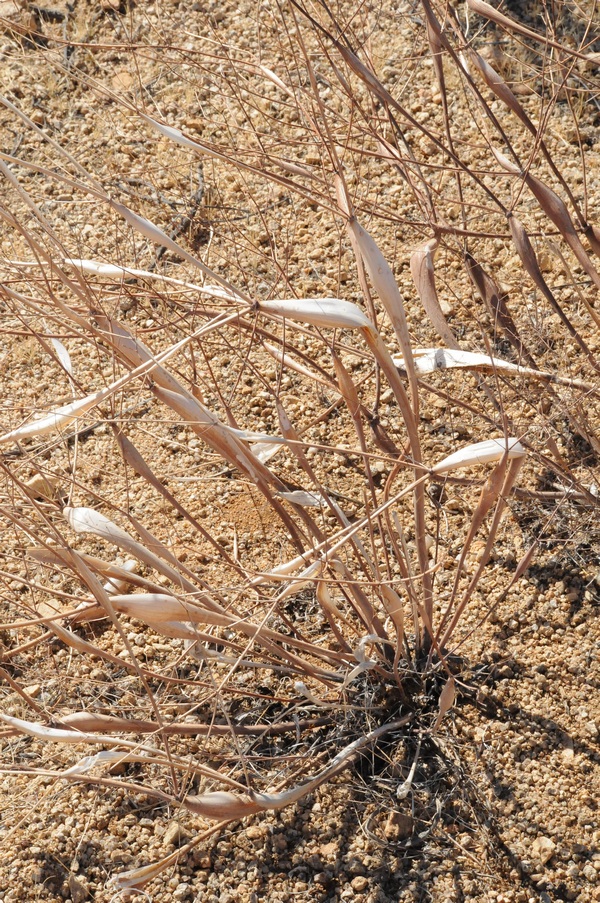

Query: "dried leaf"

xmin=49 ymin=338 xmax=73 ymax=377
xmin=584 ymin=224 xmax=600 ymax=258
xmin=64 ymin=507 xmax=202 ymax=599
xmin=346 ymin=216 xmax=418 ymax=411
xmin=183 ymin=716 xmax=410 ymax=820
xmin=432 ymin=677 xmax=455 ymax=733
xmin=64 ymin=257 xmax=227 ymax=297
xmin=464 ymin=252 xmax=537 ymax=367
xmin=410 ymin=239 xmax=459 ymax=349
xmin=393 ymin=347 xmax=590 ymax=391
xmin=508 ymin=215 xmax=598 ymax=367
xmin=493 ymin=150 xmax=600 ymax=291
xmin=103 ymin=559 xmax=137 ymax=595
xmin=380 ymin=584 xmax=405 ymax=644
xmin=259 ymin=297 xmax=371 ymax=330
xmin=108 ymin=198 xmax=246 ymax=302
xmin=276 ymin=490 xmax=327 ymax=507
xmin=433 ymin=438 xmax=525 ymax=474
xmin=24 ymin=473 xmax=62 ymax=501
xmin=0 ymin=388 xmax=112 ymax=444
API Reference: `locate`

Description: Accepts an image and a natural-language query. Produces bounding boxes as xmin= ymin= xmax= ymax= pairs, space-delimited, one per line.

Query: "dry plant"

xmin=0 ymin=0 xmax=599 ymax=892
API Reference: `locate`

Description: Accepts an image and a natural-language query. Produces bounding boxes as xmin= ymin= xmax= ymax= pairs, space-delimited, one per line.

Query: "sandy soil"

xmin=0 ymin=0 xmax=599 ymax=901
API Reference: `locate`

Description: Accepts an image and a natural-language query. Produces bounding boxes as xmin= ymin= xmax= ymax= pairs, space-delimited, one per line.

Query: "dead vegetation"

xmin=0 ymin=0 xmax=599 ymax=899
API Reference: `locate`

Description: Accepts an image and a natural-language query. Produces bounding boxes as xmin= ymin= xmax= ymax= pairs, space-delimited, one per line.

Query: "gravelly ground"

xmin=0 ymin=0 xmax=599 ymax=901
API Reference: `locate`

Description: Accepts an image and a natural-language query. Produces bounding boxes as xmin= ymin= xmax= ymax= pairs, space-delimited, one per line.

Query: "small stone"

xmin=497 ymin=664 xmax=514 ymax=679
xmin=583 ymin=864 xmax=598 ymax=883
xmin=532 ymin=836 xmax=556 ymax=866
xmin=163 ymin=821 xmax=188 ymax=847
xmin=245 ymin=825 xmax=263 ymax=840
xmin=351 ymin=875 xmax=369 ymax=892
xmin=112 ymin=69 xmax=134 ymax=91
xmin=562 ymin=737 xmax=575 ymax=759
xmin=119 ymin=296 xmax=135 ymax=313
xmin=318 ymin=842 xmax=338 ymax=860
xmin=272 ymin=833 xmax=287 ymax=852
xmin=24 ymin=474 xmax=61 ymax=501
xmin=347 ymin=858 xmax=366 ymax=876
xmin=173 ymin=883 xmax=192 ymax=901
xmin=68 ymin=874 xmax=89 ymax=903
xmin=31 ymin=866 xmax=45 ymax=883
xmin=314 ymin=872 xmax=331 ymax=886
xmin=384 ymin=811 xmax=414 ymax=840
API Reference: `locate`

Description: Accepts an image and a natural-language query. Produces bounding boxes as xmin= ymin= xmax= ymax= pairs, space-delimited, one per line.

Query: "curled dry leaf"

xmin=410 ymin=239 xmax=459 ymax=349
xmin=393 ymin=347 xmax=593 ymax=392
xmin=259 ymin=297 xmax=371 ymax=330
xmin=433 ymin=438 xmax=525 ymax=474
xmin=464 ymin=252 xmax=537 ymax=368
xmin=183 ymin=716 xmax=411 ymax=820
xmin=493 ymin=149 xmax=600 ymax=291
xmin=347 ymin=218 xmax=418 ymax=410
xmin=0 ymin=388 xmax=113 ymax=444
xmin=380 ymin=585 xmax=405 ymax=646
xmin=49 ymin=338 xmax=73 ymax=377
xmin=24 ymin=473 xmax=62 ymax=501
xmin=432 ymin=677 xmax=456 ymax=734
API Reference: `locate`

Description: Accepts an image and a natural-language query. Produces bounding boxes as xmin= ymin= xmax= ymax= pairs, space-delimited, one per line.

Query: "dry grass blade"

xmin=347 ymin=216 xmax=419 ymax=415
xmin=494 ymin=151 xmax=600 ymax=291
xmin=0 ymin=391 xmax=110 ymax=444
xmin=467 ymin=52 xmax=593 ymax=240
xmin=507 ymin=214 xmax=600 ymax=370
xmin=183 ymin=715 xmax=411 ymax=819
xmin=108 ymin=198 xmax=249 ymax=304
xmin=437 ymin=455 xmax=526 ymax=650
xmin=394 ymin=347 xmax=595 ymax=392
xmin=466 ymin=0 xmax=596 ymax=62
xmin=410 ymin=240 xmax=459 ymax=349
xmin=432 ymin=676 xmax=456 ymax=734
xmin=64 ymin=507 xmax=207 ymax=601
xmin=464 ymin=252 xmax=538 ymax=369
xmin=433 ymin=438 xmax=525 ymax=474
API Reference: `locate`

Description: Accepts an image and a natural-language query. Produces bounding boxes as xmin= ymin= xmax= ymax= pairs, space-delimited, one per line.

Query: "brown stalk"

xmin=507 ymin=214 xmax=600 ymax=373
xmin=437 ymin=456 xmax=525 ymax=651
xmin=494 ymin=152 xmax=600 ymax=292
xmin=57 ymin=711 xmax=331 ymax=737
xmin=464 ymin=252 xmax=538 ymax=369
xmin=466 ymin=0 xmax=598 ymax=63
xmin=467 ymin=50 xmax=595 ymax=242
